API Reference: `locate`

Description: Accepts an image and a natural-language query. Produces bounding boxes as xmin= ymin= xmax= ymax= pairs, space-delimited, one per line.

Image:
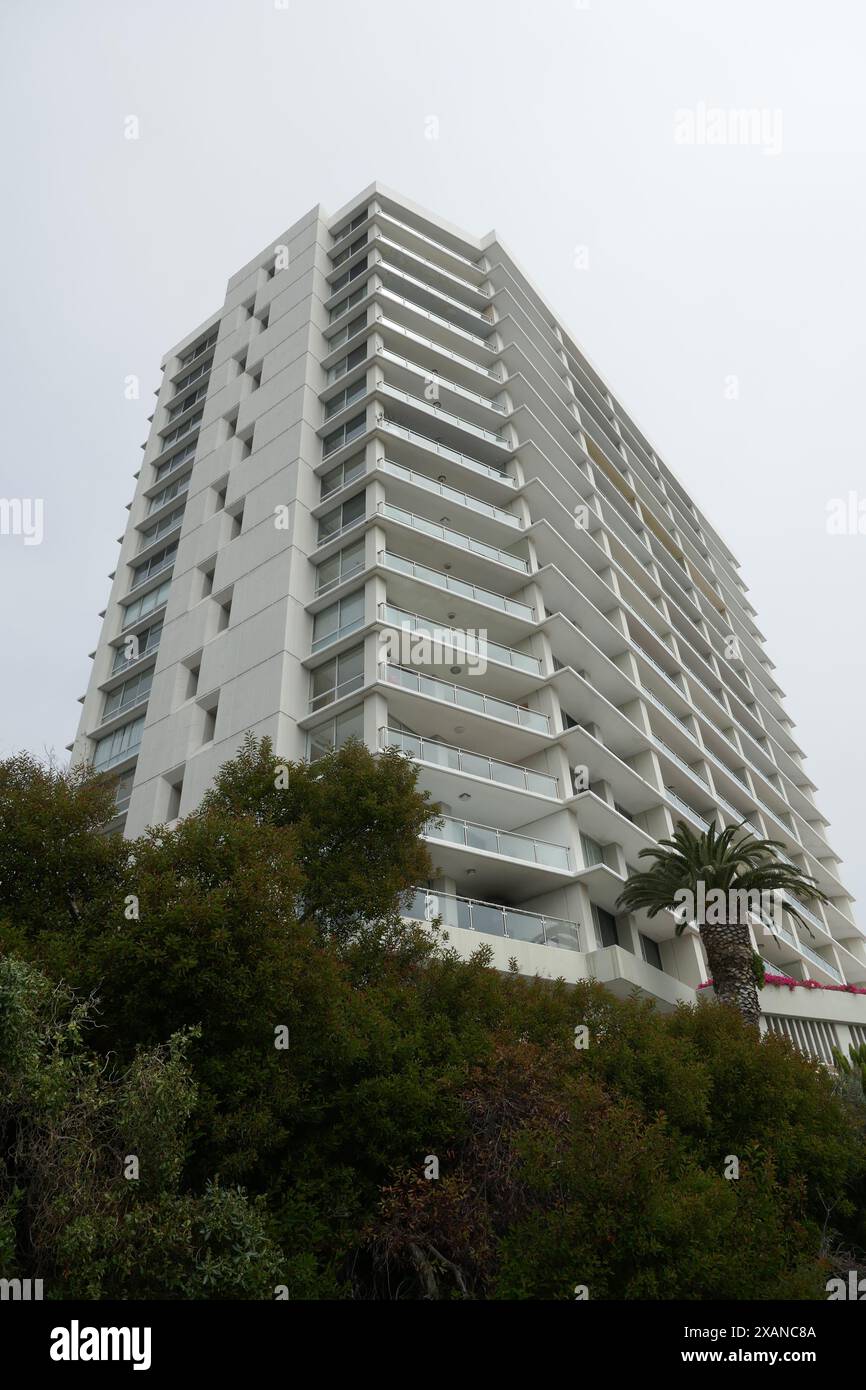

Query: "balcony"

xmin=381 ymin=662 xmax=549 ymax=735
xmin=380 ymin=550 xmax=533 ymax=623
xmin=427 ymin=814 xmax=572 ymax=872
xmin=380 ymin=603 xmax=542 ymax=678
xmin=404 ymin=887 xmax=580 ymax=952
xmin=382 ymin=726 xmax=559 ymax=798
xmin=376 ymin=380 xmax=510 ymax=455
xmin=377 ymin=316 xmax=499 ymax=386
xmin=378 ymin=502 xmax=528 ymax=572
xmin=377 ymin=417 xmax=513 ymax=489
xmin=377 ymin=349 xmax=505 ymax=415
xmin=377 ymin=458 xmax=521 ymax=531
xmin=795 ymin=938 xmax=843 ymax=984
xmin=375 ymin=210 xmax=484 ymax=277
xmin=373 ymin=234 xmax=491 ymax=305
xmin=376 ymin=261 xmax=494 ymax=336
xmin=376 ymin=287 xmax=495 ymax=354
xmin=664 ymin=786 xmax=712 ymax=832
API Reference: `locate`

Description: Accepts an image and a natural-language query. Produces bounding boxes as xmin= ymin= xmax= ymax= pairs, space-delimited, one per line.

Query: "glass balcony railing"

xmin=664 ymin=787 xmax=712 ymax=832
xmin=375 ymin=234 xmax=491 ymax=299
xmin=378 ymin=288 xmax=493 ymax=350
xmin=380 ymin=603 xmax=542 ymax=676
xmin=377 ymin=458 xmax=520 ymax=528
xmin=378 ymin=417 xmax=513 ymax=485
xmin=377 ymin=350 xmax=505 ymax=413
xmin=378 ymin=503 xmax=527 ymax=571
xmin=404 ymin=886 xmax=580 ymax=951
xmin=381 ymin=663 xmax=549 ymax=733
xmin=383 ymin=727 xmax=558 ymax=797
xmin=381 ymin=551 xmax=533 ymax=620
xmin=785 ymin=895 xmax=827 ymax=934
xmin=377 ymin=381 xmax=508 ymax=446
xmin=378 ymin=316 xmax=499 ymax=380
xmin=796 ymin=939 xmax=842 ymax=982
xmin=376 ymin=211 xmax=481 ymax=271
xmin=427 ymin=816 xmax=572 ymax=871
xmin=651 ymin=734 xmax=708 ymax=784
xmin=378 ymin=263 xmax=492 ymax=329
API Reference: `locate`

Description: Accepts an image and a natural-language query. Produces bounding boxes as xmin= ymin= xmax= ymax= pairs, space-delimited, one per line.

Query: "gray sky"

xmin=1 ymin=0 xmax=863 ymax=909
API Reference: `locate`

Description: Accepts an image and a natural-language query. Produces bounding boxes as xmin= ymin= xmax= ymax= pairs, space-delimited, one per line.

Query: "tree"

xmin=0 ymin=753 xmax=125 ymax=954
xmin=3 ymin=746 xmax=863 ymax=1299
xmin=616 ymin=820 xmax=831 ymax=1027
xmin=199 ymin=734 xmax=436 ymax=942
xmin=0 ymin=955 xmax=283 ymax=1299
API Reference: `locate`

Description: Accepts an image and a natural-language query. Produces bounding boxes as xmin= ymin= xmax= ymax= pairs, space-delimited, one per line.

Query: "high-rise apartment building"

xmin=71 ymin=183 xmax=864 ymax=1061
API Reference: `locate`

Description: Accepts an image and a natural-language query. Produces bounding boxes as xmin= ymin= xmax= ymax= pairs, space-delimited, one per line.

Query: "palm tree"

xmin=616 ymin=820 xmax=831 ymax=1027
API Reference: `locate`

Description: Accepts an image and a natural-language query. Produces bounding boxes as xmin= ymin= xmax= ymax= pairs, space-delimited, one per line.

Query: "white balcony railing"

xmin=380 ymin=603 xmax=541 ymax=676
xmin=377 ymin=458 xmax=520 ymax=528
xmin=377 ymin=417 xmax=514 ymax=485
xmin=382 ymin=727 xmax=558 ymax=798
xmin=381 ymin=550 xmax=533 ymax=620
xmin=427 ymin=815 xmax=572 ymax=871
xmin=378 ymin=502 xmax=528 ymax=571
xmin=381 ymin=662 xmax=549 ymax=734
xmin=404 ymin=887 xmax=580 ymax=952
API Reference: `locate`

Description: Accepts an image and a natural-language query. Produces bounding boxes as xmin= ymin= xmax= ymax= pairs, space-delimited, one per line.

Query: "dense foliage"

xmin=0 ymin=741 xmax=863 ymax=1299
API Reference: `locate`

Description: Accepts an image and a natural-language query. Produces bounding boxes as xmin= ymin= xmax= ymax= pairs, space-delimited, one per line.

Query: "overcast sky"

xmin=1 ymin=0 xmax=863 ymax=908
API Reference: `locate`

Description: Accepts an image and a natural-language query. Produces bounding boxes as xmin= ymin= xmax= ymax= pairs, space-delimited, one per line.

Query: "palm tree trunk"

xmin=700 ymin=919 xmax=761 ymax=1028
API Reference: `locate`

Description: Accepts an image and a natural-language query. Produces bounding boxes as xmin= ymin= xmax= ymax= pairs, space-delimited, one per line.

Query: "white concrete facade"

xmin=72 ymin=183 xmax=864 ymax=1065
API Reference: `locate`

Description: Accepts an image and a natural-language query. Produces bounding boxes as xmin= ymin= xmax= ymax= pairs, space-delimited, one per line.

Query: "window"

xmin=165 ymin=773 xmax=184 ymax=822
xmin=216 ymin=595 xmax=232 ymax=631
xmin=166 ymin=383 xmax=208 ymax=420
xmin=308 ymin=704 xmax=364 ymax=761
xmin=322 ymin=412 xmax=366 ymax=458
xmin=121 ymin=577 xmax=171 ymax=629
xmin=330 ymin=258 xmax=368 ymax=295
xmin=329 ymin=287 xmax=367 ymax=324
xmin=332 ymin=234 xmax=368 ymax=268
xmin=201 ymin=699 xmax=218 ymax=744
xmin=580 ymin=833 xmax=606 ymax=868
xmin=92 ymin=714 xmax=145 ymax=771
xmin=327 ymin=344 xmax=367 ymax=385
xmin=332 ymin=209 xmax=368 ymax=244
xmin=592 ymin=904 xmax=619 ymax=949
xmin=200 ymin=563 xmax=215 ymax=599
xmin=311 ymin=588 xmax=365 ymax=652
xmin=130 ymin=540 xmax=178 ymax=591
xmin=317 ymin=491 xmax=365 ymax=545
xmin=310 ymin=643 xmax=364 ymax=711
xmin=327 ymin=312 xmax=367 ymax=352
xmin=316 ymin=537 xmax=365 ymax=595
xmin=111 ymin=768 xmax=135 ymax=814
xmin=112 ymin=619 xmax=163 ymax=672
xmin=159 ymin=410 xmax=203 ymax=452
xmin=153 ymin=439 xmax=197 ymax=482
xmin=324 ymin=376 xmax=366 ymax=419
xmin=321 ymin=452 xmax=365 ymax=499
xmin=148 ymin=472 xmax=191 ymax=516
xmin=102 ymin=668 xmax=153 ymax=722
xmin=138 ymin=504 xmax=185 ymax=550
xmin=172 ymin=357 xmax=213 ymax=395
xmin=640 ymin=932 xmax=663 ymax=971
xmin=230 ymin=505 xmax=244 ymax=539
xmin=177 ymin=328 xmax=218 ymax=368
